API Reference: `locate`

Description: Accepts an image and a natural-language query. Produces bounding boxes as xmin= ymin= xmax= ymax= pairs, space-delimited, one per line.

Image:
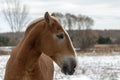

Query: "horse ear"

xmin=44 ymin=12 xmax=51 ymax=24
xmin=51 ymin=13 xmax=56 ymax=17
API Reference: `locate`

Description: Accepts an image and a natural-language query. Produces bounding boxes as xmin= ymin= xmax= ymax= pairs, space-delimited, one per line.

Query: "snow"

xmin=0 ymin=47 xmax=13 ymax=52
xmin=54 ymin=55 xmax=120 ymax=80
xmin=0 ymin=55 xmax=9 ymax=80
xmin=1 ymin=54 xmax=120 ymax=80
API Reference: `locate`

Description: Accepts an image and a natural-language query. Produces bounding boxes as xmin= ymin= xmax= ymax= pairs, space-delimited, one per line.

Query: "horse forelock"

xmin=51 ymin=16 xmax=60 ymax=23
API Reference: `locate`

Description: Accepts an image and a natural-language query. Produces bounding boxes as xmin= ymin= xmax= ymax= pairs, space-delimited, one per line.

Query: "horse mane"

xmin=25 ymin=18 xmax=44 ymax=36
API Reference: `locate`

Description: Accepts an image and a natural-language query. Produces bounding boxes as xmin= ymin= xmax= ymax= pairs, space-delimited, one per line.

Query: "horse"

xmin=4 ymin=12 xmax=77 ymax=80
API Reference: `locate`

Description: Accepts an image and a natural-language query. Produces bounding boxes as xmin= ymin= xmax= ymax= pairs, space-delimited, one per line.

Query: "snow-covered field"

xmin=1 ymin=54 xmax=120 ymax=80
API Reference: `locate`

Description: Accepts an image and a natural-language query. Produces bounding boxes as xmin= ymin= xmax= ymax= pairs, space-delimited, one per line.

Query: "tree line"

xmin=55 ymin=13 xmax=94 ymax=30
xmin=1 ymin=0 xmax=120 ymax=49
xmin=2 ymin=0 xmax=98 ymax=49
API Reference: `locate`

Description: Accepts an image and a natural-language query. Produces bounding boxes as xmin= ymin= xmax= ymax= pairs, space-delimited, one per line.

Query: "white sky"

xmin=0 ymin=0 xmax=120 ymax=32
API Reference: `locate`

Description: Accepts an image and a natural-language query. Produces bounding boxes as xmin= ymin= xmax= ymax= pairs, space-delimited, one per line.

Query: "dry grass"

xmin=77 ymin=44 xmax=120 ymax=56
xmin=77 ymin=52 xmax=120 ymax=56
xmin=0 ymin=50 xmax=9 ymax=55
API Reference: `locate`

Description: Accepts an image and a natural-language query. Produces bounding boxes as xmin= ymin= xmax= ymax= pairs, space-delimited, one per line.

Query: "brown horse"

xmin=4 ymin=12 xmax=77 ymax=80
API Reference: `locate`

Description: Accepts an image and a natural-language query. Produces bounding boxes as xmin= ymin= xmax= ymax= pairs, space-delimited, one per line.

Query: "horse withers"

xmin=4 ymin=12 xmax=77 ymax=80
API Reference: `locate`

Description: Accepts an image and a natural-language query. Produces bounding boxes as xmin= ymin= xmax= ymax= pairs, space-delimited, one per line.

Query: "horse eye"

xmin=56 ymin=33 xmax=64 ymax=39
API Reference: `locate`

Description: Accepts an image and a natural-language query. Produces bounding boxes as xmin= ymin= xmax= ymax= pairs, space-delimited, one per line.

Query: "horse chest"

xmin=23 ymin=71 xmax=48 ymax=80
xmin=23 ymin=63 xmax=49 ymax=80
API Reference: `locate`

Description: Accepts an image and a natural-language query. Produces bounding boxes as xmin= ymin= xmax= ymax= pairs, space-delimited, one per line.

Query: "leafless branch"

xmin=2 ymin=0 xmax=29 ymax=32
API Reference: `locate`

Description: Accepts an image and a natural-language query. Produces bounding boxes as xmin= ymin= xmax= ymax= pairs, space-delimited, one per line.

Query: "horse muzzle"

xmin=61 ymin=57 xmax=77 ymax=75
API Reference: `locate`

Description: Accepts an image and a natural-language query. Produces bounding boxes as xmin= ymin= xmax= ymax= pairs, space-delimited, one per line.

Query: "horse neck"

xmin=15 ymin=22 xmax=44 ymax=70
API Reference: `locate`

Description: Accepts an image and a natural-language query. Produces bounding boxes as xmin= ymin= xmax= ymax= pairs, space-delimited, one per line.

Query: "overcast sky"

xmin=0 ymin=0 xmax=120 ymax=32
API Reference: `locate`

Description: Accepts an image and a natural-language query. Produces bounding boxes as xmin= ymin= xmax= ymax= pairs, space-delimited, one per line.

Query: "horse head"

xmin=27 ymin=12 xmax=77 ymax=75
xmin=39 ymin=12 xmax=77 ymax=75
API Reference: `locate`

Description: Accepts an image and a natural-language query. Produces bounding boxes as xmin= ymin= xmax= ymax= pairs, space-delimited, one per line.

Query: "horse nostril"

xmin=73 ymin=64 xmax=76 ymax=69
xmin=62 ymin=64 xmax=68 ymax=75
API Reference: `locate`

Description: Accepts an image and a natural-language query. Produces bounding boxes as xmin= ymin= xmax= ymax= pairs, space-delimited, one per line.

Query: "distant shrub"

xmin=97 ymin=36 xmax=112 ymax=44
xmin=0 ymin=36 xmax=10 ymax=46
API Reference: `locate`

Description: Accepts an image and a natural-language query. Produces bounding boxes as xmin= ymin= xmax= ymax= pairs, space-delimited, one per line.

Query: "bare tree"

xmin=65 ymin=13 xmax=72 ymax=30
xmin=55 ymin=13 xmax=67 ymax=29
xmin=2 ymin=0 xmax=29 ymax=33
xmin=76 ymin=15 xmax=96 ymax=49
xmin=77 ymin=15 xmax=94 ymax=30
xmin=2 ymin=0 xmax=29 ymax=45
xmin=55 ymin=13 xmax=77 ymax=30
